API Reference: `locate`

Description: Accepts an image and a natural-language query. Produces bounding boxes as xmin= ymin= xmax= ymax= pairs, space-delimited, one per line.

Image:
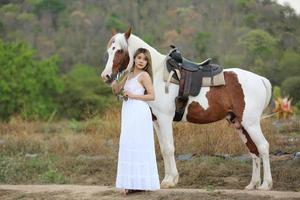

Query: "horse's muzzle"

xmin=105 ymin=74 xmax=118 ymax=85
xmin=105 ymin=75 xmax=112 ymax=84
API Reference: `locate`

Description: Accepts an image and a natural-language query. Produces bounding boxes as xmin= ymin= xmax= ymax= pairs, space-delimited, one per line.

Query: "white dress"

xmin=116 ymin=72 xmax=160 ymax=190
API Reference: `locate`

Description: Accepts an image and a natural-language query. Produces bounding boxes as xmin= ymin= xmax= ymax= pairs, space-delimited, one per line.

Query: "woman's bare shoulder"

xmin=138 ymin=72 xmax=151 ymax=86
xmin=141 ymin=71 xmax=151 ymax=80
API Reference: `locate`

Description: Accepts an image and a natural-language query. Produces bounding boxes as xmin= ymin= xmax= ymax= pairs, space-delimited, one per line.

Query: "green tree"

xmin=0 ymin=20 xmax=3 ymax=33
xmin=281 ymin=76 xmax=300 ymax=105
xmin=239 ymin=29 xmax=277 ymax=59
xmin=0 ymin=40 xmax=63 ymax=120
xmin=105 ymin=14 xmax=127 ymax=32
xmin=278 ymin=51 xmax=300 ymax=82
xmin=243 ymin=14 xmax=257 ymax=28
xmin=57 ymin=65 xmax=114 ymax=120
xmin=194 ymin=32 xmax=211 ymax=58
xmin=31 ymin=0 xmax=66 ymax=16
xmin=31 ymin=0 xmax=65 ymax=29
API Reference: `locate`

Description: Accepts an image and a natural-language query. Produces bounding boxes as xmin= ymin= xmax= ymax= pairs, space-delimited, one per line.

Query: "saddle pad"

xmin=202 ymin=73 xmax=225 ymax=87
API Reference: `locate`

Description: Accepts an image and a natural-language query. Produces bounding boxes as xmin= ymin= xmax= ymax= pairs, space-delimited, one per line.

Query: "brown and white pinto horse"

xmin=101 ymin=28 xmax=273 ymax=190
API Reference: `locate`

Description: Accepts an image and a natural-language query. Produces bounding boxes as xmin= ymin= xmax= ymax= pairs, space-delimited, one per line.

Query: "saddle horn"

xmin=168 ymin=45 xmax=182 ymax=63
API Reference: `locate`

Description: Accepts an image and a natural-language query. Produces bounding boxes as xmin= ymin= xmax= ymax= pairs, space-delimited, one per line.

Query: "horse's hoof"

xmin=174 ymin=174 xmax=179 ymax=184
xmin=245 ymin=180 xmax=260 ymax=190
xmin=245 ymin=184 xmax=255 ymax=190
xmin=160 ymin=181 xmax=175 ymax=189
xmin=257 ymin=181 xmax=272 ymax=190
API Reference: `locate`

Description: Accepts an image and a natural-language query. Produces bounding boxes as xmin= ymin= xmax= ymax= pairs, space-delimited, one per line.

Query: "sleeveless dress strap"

xmin=135 ymin=72 xmax=145 ymax=80
xmin=128 ymin=71 xmax=144 ymax=81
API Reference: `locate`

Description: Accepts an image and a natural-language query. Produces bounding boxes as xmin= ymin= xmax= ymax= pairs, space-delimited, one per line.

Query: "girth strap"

xmin=174 ymin=69 xmax=190 ymax=121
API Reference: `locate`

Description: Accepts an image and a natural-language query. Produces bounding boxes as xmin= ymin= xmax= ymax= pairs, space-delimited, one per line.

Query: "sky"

xmin=276 ymin=0 xmax=300 ymax=14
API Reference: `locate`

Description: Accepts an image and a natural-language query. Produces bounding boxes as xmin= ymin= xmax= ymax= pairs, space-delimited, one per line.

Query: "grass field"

xmin=0 ymin=108 xmax=299 ymax=191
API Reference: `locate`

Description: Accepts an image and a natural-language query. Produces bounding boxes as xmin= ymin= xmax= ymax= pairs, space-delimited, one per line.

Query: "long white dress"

xmin=116 ymin=72 xmax=160 ymax=190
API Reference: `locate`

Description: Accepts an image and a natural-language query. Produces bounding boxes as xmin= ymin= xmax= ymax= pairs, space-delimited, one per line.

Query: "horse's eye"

xmin=112 ymin=47 xmax=115 ymax=50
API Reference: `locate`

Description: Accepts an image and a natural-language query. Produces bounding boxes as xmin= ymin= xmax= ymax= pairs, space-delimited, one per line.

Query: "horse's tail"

xmin=261 ymin=77 xmax=272 ymax=110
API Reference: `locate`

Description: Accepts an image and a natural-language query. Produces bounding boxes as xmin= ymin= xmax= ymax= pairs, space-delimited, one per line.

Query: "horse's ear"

xmin=112 ymin=28 xmax=117 ymax=36
xmin=124 ymin=27 xmax=132 ymax=40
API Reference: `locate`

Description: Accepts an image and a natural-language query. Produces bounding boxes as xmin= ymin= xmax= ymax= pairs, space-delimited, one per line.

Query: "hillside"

xmin=0 ymin=0 xmax=300 ymax=119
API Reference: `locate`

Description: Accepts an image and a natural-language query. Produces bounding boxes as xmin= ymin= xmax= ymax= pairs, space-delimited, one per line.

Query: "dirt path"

xmin=1 ymin=185 xmax=300 ymax=200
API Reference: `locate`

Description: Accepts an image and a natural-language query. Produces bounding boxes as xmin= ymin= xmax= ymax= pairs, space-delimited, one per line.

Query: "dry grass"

xmin=161 ymin=117 xmax=278 ymax=157
xmin=0 ymin=108 xmax=294 ymax=158
xmin=0 ymin=109 xmax=299 ymax=190
xmin=0 ymin=115 xmax=117 ymax=157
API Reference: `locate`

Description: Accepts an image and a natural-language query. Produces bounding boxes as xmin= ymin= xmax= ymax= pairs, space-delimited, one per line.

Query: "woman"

xmin=112 ymin=48 xmax=160 ymax=195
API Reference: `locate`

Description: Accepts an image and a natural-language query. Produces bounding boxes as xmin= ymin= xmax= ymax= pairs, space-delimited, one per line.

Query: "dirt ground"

xmin=1 ymin=185 xmax=300 ymax=200
xmin=1 ymin=155 xmax=299 ymax=200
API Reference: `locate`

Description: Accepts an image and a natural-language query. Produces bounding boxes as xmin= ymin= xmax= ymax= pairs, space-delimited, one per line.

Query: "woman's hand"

xmin=111 ymin=80 xmax=119 ymax=94
xmin=124 ymin=90 xmax=135 ymax=99
xmin=111 ymin=73 xmax=129 ymax=95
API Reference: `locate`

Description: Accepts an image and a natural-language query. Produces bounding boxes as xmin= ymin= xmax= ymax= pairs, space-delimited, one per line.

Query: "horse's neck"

xmin=128 ymin=35 xmax=166 ymax=81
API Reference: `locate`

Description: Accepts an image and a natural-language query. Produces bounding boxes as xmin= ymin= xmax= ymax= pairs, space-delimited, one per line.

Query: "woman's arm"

xmin=125 ymin=73 xmax=155 ymax=101
xmin=111 ymin=73 xmax=129 ymax=94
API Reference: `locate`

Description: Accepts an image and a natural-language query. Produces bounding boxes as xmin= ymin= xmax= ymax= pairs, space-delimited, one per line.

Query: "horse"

xmin=101 ymin=28 xmax=273 ymax=190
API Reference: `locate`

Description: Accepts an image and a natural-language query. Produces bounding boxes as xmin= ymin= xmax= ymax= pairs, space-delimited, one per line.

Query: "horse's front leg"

xmin=153 ymin=113 xmax=179 ymax=188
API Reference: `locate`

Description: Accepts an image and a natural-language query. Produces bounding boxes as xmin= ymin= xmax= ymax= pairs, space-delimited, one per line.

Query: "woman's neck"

xmin=133 ymin=67 xmax=143 ymax=75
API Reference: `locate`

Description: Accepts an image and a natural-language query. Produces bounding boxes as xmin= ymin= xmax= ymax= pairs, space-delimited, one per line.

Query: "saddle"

xmin=165 ymin=45 xmax=225 ymax=121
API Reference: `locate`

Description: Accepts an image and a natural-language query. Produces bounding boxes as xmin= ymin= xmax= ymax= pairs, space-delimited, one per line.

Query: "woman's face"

xmin=134 ymin=53 xmax=148 ymax=70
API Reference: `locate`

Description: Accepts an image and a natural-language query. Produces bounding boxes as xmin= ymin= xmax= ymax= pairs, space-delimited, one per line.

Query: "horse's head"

xmin=101 ymin=28 xmax=132 ymax=85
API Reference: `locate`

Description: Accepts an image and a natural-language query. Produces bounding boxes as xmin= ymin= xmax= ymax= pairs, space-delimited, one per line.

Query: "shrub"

xmin=281 ymin=76 xmax=300 ymax=105
xmin=0 ymin=40 xmax=63 ymax=120
xmin=57 ymin=64 xmax=114 ymax=119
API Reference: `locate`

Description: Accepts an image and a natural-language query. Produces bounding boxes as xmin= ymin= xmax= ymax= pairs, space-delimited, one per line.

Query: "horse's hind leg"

xmin=242 ymin=122 xmax=273 ymax=190
xmin=230 ymin=117 xmax=261 ymax=190
xmin=234 ymin=127 xmax=261 ymax=189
